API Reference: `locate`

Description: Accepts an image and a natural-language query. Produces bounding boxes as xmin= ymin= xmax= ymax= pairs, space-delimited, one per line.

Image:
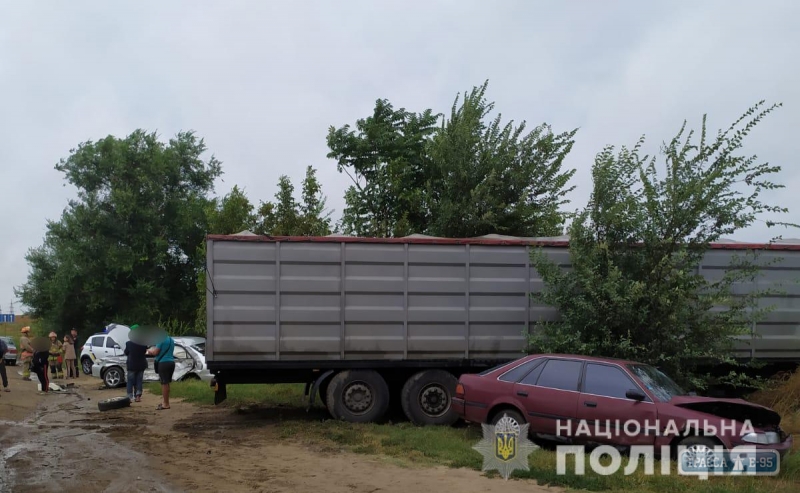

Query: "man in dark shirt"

xmin=124 ymin=325 xmax=148 ymax=402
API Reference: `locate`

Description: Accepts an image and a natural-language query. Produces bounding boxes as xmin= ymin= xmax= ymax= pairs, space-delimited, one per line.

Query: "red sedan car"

xmin=453 ymin=354 xmax=793 ymax=458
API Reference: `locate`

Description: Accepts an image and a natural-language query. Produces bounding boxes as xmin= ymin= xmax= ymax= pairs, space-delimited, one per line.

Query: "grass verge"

xmin=148 ymin=380 xmax=800 ymax=492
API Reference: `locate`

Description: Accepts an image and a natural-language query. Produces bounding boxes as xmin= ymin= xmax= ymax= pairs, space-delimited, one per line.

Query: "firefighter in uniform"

xmin=48 ymin=332 xmax=64 ymax=379
xmin=19 ymin=326 xmax=34 ymax=380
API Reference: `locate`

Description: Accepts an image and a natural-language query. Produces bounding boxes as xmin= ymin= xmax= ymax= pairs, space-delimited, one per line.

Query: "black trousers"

xmin=0 ymin=360 xmax=7 ymax=388
xmin=33 ymin=365 xmax=48 ymax=392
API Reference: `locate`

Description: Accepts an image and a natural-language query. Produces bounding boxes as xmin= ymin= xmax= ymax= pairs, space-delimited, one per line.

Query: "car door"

xmin=576 ymin=362 xmax=658 ymax=447
xmin=105 ymin=336 xmax=123 ymax=357
xmin=89 ymin=335 xmax=106 ymax=360
xmin=513 ymin=358 xmax=583 ymax=440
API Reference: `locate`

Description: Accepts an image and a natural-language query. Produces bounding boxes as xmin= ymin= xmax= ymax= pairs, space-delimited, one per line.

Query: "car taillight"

xmin=455 ymin=383 xmax=465 ymax=399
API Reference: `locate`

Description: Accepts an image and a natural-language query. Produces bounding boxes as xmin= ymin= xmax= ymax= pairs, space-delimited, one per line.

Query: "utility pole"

xmin=9 ymin=300 xmax=14 ymax=315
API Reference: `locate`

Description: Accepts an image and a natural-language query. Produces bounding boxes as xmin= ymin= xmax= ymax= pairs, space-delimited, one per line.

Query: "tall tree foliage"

xmin=528 ymin=102 xmax=795 ymax=388
xmin=255 ymin=166 xmax=333 ymax=236
xmin=16 ymin=130 xmax=222 ymax=331
xmin=427 ymin=81 xmax=577 ymax=237
xmin=327 ymin=100 xmax=438 ymax=237
xmin=327 ymin=81 xmax=577 ymax=238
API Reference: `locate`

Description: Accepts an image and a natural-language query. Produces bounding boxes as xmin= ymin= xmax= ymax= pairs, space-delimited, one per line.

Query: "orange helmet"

xmin=20 ymin=326 xmax=31 ymax=334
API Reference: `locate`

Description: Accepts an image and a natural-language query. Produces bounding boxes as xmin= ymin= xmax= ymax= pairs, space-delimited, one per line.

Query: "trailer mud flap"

xmin=307 ymin=370 xmax=334 ymax=412
xmin=211 ymin=378 xmax=227 ymax=405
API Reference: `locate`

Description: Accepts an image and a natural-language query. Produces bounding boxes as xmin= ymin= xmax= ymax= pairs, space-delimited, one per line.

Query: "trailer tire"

xmin=326 ymin=370 xmax=390 ymax=423
xmin=401 ymin=369 xmax=459 ymax=426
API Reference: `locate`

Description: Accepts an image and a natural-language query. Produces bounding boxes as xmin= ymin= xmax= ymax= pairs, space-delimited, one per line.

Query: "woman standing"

xmin=63 ymin=334 xmax=77 ymax=379
xmin=146 ymin=332 xmax=175 ymax=410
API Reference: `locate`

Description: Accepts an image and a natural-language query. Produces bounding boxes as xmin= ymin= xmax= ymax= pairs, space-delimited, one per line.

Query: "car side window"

xmin=518 ymin=359 xmax=547 ymax=385
xmin=106 ymin=337 xmax=118 ymax=348
xmin=91 ymin=336 xmax=104 ymax=347
xmin=498 ymin=359 xmax=542 ymax=383
xmin=583 ymin=363 xmax=643 ymax=400
xmin=535 ymin=359 xmax=583 ymax=391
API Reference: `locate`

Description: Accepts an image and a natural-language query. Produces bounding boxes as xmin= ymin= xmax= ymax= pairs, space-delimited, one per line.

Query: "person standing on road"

xmin=0 ymin=336 xmax=9 ymax=394
xmin=146 ymin=332 xmax=175 ymax=410
xmin=63 ymin=334 xmax=77 ymax=379
xmin=19 ymin=326 xmax=34 ymax=380
xmin=124 ymin=326 xmax=148 ymax=402
xmin=48 ymin=332 xmax=64 ymax=379
xmin=70 ymin=328 xmax=80 ymax=378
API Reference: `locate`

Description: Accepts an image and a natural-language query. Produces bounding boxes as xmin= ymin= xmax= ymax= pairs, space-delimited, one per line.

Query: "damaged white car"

xmin=92 ymin=340 xmax=212 ymax=388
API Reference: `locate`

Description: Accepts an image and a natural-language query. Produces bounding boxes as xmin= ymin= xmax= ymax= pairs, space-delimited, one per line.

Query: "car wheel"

xmin=98 ymin=396 xmax=131 ymax=412
xmin=181 ymin=373 xmax=201 ymax=381
xmin=677 ymin=436 xmax=720 ymax=465
xmin=103 ymin=366 xmax=125 ymax=388
xmin=401 ymin=369 xmax=459 ymax=426
xmin=491 ymin=408 xmax=526 ymax=430
xmin=81 ymin=357 xmax=93 ymax=375
xmin=326 ymin=370 xmax=390 ymax=423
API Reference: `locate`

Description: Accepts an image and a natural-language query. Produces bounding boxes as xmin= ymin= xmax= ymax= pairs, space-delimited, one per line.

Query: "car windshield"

xmin=627 ymin=364 xmax=686 ymax=402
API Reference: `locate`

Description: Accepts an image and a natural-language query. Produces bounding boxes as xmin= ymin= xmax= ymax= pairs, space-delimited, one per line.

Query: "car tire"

xmin=326 ymin=370 xmax=390 ymax=423
xmin=401 ymin=369 xmax=459 ymax=426
xmin=81 ymin=357 xmax=93 ymax=375
xmin=180 ymin=373 xmax=201 ymax=382
xmin=676 ymin=435 xmax=720 ymax=462
xmin=98 ymin=396 xmax=131 ymax=412
xmin=103 ymin=366 xmax=125 ymax=388
xmin=491 ymin=408 xmax=526 ymax=429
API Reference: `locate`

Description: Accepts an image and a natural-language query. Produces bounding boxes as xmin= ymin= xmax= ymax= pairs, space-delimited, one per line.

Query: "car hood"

xmin=668 ymin=396 xmax=781 ymax=428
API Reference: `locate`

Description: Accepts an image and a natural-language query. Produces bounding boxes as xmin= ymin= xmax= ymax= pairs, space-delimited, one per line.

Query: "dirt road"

xmin=0 ymin=372 xmax=560 ymax=493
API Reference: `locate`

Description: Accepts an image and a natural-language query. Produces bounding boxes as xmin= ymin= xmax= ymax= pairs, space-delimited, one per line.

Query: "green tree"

xmin=16 ymin=130 xmax=222 ymax=332
xmin=255 ymin=166 xmax=332 ymax=236
xmin=528 ymin=102 xmax=795 ymax=388
xmin=427 ymin=81 xmax=577 ymax=237
xmin=327 ymin=81 xmax=577 ymax=238
xmin=207 ymin=185 xmax=257 ymax=235
xmin=327 ymin=99 xmax=439 ymax=237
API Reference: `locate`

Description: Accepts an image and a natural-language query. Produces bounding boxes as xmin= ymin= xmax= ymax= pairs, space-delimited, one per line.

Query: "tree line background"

xmin=15 ymin=81 xmax=796 ymax=388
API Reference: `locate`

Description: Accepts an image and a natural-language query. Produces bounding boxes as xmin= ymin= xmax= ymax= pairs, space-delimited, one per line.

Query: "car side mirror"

xmin=626 ymin=389 xmax=646 ymax=401
xmin=114 ymin=345 xmax=121 ymax=350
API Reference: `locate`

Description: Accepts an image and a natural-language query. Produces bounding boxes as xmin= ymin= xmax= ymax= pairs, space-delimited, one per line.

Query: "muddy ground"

xmin=0 ymin=370 xmax=559 ymax=493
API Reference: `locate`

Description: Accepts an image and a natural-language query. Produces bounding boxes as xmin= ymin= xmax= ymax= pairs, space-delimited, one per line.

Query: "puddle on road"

xmin=0 ymin=388 xmax=177 ymax=493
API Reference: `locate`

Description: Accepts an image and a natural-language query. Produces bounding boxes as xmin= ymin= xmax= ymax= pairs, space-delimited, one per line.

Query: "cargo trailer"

xmin=205 ymin=233 xmax=800 ymax=425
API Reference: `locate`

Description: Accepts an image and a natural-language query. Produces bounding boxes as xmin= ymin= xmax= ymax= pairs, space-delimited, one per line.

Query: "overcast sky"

xmin=1 ymin=0 xmax=798 ymax=315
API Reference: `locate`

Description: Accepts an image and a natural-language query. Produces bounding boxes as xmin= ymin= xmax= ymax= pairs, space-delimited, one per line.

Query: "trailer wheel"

xmin=401 ymin=369 xmax=459 ymax=426
xmin=326 ymin=370 xmax=390 ymax=423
